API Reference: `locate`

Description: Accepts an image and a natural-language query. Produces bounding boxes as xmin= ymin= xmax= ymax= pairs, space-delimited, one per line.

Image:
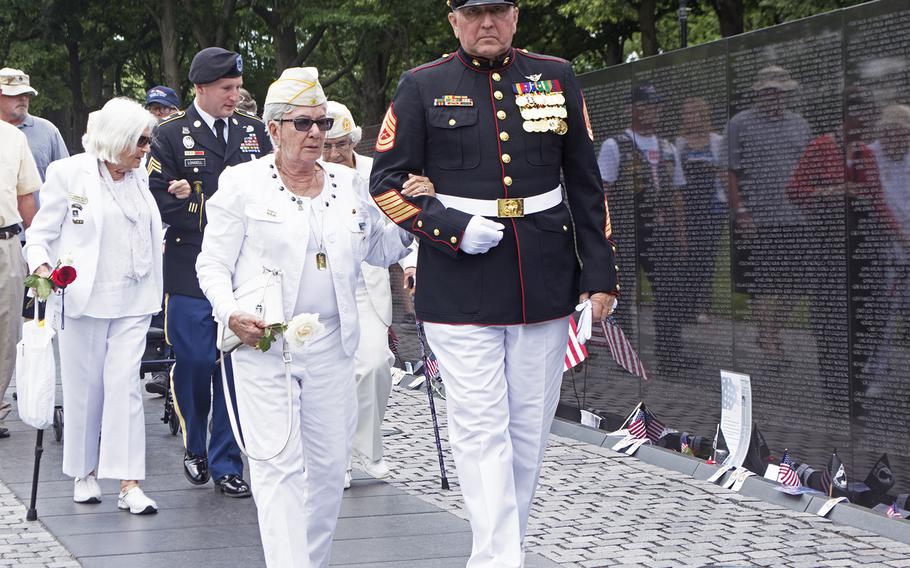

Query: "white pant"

xmin=231 ymin=318 xmax=356 ymax=568
xmin=57 ymin=314 xmax=151 ymax=480
xmin=424 ymin=317 xmax=568 ymax=568
xmin=352 ymin=286 xmax=394 ymax=461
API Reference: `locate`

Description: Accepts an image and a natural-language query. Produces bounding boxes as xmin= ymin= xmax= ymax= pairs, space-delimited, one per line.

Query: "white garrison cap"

xmin=325 ymin=101 xmax=362 ymax=142
xmin=265 ymin=67 xmax=326 ymax=107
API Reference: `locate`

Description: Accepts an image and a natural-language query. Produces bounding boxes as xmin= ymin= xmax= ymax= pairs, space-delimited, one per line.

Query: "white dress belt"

xmin=435 ymin=186 xmax=563 ymax=218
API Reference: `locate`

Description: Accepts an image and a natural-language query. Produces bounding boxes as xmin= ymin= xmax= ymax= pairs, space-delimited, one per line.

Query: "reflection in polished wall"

xmin=565 ymin=0 xmax=910 ymax=509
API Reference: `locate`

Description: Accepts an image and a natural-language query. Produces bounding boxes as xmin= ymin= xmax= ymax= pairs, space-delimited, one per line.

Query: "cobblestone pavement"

xmin=0 ymin=480 xmax=80 ymax=567
xmin=380 ymin=386 xmax=910 ymax=568
xmin=5 ymin=382 xmax=910 ymax=567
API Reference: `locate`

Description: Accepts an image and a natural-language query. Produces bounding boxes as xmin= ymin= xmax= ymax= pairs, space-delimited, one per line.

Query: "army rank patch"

xmin=513 ymin=79 xmax=568 ymax=136
xmin=374 ymin=189 xmax=419 ymax=224
xmin=240 ymin=133 xmax=260 ymax=153
xmin=147 ymin=157 xmax=162 ymax=176
xmin=375 ymin=104 xmax=398 ymax=153
xmin=433 ymin=95 xmax=474 ymax=107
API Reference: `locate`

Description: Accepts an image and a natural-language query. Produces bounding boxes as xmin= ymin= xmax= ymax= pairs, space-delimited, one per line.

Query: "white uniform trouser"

xmin=57 ymin=314 xmax=151 ymax=480
xmin=352 ymin=286 xmax=394 ymax=461
xmin=424 ymin=317 xmax=569 ymax=568
xmin=231 ymin=318 xmax=356 ymax=568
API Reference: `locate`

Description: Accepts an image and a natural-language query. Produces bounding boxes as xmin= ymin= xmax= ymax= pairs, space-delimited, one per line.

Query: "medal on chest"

xmin=513 ymin=75 xmax=569 ymax=135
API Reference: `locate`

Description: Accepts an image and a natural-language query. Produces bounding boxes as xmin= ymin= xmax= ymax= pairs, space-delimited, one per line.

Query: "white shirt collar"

xmin=194 ymin=100 xmax=228 ymax=141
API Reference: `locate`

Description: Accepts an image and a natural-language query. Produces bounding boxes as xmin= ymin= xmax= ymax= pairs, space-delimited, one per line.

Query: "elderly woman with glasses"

xmin=24 ymin=97 xmax=163 ymax=514
xmin=196 ymin=68 xmax=416 ymax=567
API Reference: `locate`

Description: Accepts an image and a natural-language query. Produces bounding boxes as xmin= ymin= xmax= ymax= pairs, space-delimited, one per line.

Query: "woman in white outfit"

xmin=196 ymin=67 xmax=413 ymax=568
xmin=24 ymin=98 xmax=162 ymax=514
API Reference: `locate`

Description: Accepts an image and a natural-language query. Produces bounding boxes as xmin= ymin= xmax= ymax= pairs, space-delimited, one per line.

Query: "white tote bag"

xmin=216 ymin=267 xmax=284 ymax=353
xmin=16 ymin=319 xmax=57 ymax=430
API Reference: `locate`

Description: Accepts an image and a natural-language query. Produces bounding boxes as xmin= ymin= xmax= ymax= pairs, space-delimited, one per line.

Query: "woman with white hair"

xmin=197 ymin=68 xmax=414 ymax=567
xmin=24 ymin=97 xmax=163 ymax=514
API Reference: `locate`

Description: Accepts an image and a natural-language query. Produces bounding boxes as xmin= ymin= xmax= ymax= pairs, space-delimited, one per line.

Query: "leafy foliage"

xmin=0 ymin=0 xmax=861 ymax=143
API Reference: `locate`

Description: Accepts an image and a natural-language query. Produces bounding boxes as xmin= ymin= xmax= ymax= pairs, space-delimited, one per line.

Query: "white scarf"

xmin=99 ymin=161 xmax=153 ymax=282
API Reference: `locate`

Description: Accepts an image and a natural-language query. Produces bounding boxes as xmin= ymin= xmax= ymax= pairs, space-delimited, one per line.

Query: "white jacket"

xmin=196 ymin=155 xmax=412 ymax=356
xmin=23 ymin=153 xmax=164 ymax=318
xmin=354 ymin=152 xmax=393 ymax=326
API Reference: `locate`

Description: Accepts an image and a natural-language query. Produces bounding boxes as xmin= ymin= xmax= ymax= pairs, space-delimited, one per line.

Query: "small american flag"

xmin=887 ymin=501 xmax=903 ymax=519
xmin=563 ymin=317 xmax=588 ymax=371
xmin=415 ymin=321 xmax=441 ymax=380
xmin=424 ymin=351 xmax=440 ymax=380
xmin=778 ymin=450 xmax=801 ymax=487
xmin=644 ymin=407 xmax=668 ymax=442
xmin=628 ymin=409 xmax=647 ymax=439
xmin=598 ymin=318 xmax=649 ymax=381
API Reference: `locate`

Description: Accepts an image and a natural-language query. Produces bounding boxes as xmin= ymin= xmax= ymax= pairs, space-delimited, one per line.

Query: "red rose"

xmin=51 ymin=265 xmax=77 ymax=288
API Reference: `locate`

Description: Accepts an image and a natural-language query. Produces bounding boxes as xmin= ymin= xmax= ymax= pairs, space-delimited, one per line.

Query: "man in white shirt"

xmin=0 ymin=121 xmax=40 ymax=438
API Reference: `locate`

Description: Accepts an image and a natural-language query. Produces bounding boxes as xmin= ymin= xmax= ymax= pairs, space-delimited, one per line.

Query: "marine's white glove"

xmin=575 ymin=299 xmax=593 ymax=344
xmin=460 ymin=216 xmax=505 ymax=254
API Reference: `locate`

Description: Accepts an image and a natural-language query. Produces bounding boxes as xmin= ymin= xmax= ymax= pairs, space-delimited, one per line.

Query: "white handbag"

xmin=16 ymin=317 xmax=57 ymax=430
xmin=218 ymin=266 xmax=293 ymax=461
xmin=216 ymin=267 xmax=285 ymax=353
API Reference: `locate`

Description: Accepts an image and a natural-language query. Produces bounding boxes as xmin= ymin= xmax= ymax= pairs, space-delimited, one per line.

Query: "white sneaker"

xmin=344 ymin=469 xmax=352 ymax=490
xmin=352 ymin=452 xmax=391 ymax=479
xmin=73 ymin=475 xmax=101 ymax=504
xmin=118 ymin=486 xmax=158 ymax=515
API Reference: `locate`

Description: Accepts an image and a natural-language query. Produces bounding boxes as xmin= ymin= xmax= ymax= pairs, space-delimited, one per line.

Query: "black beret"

xmin=188 ymin=47 xmax=243 ymax=85
xmin=449 ymin=0 xmax=516 ymax=10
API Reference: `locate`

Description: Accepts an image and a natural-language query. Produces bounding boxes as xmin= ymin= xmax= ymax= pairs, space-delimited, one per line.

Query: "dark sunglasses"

xmin=275 ymin=117 xmax=335 ymax=132
xmin=137 ymin=135 xmax=154 ymax=148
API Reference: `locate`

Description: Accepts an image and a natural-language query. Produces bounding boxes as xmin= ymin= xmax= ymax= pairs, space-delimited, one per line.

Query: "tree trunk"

xmin=274 ymin=23 xmax=298 ymax=72
xmin=158 ymin=0 xmax=181 ymax=90
xmin=638 ymin=0 xmax=659 ymax=57
xmin=601 ymin=24 xmax=625 ymax=66
xmin=86 ymin=62 xmax=103 ymax=110
xmin=66 ymin=39 xmax=86 ymax=151
xmin=358 ymin=31 xmax=394 ymax=124
xmin=712 ymin=0 xmax=745 ymax=37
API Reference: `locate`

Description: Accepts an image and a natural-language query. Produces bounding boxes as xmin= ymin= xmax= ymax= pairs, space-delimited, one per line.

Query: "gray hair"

xmin=82 ymin=98 xmax=157 ymax=164
xmin=262 ymin=102 xmax=328 ymax=149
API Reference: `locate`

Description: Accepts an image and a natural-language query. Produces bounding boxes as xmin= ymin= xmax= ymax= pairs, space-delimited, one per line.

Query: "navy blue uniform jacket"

xmin=370 ymin=46 xmax=618 ymax=325
xmin=148 ymin=105 xmax=272 ymax=298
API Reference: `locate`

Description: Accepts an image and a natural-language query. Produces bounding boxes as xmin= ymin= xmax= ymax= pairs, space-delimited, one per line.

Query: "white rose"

xmin=284 ymin=312 xmax=324 ymax=348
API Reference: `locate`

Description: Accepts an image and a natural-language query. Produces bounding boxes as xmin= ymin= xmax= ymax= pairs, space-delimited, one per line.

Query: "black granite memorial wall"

xmin=564 ymin=0 xmax=910 ymax=504
xmin=357 ymin=0 xmax=910 ymax=510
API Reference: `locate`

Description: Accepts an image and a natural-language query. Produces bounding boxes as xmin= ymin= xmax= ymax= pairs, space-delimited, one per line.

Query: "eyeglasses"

xmin=137 ymin=135 xmax=153 ymax=148
xmin=324 ymin=139 xmax=353 ymax=152
xmin=457 ymin=5 xmax=514 ymax=22
xmin=275 ymin=117 xmax=335 ymax=132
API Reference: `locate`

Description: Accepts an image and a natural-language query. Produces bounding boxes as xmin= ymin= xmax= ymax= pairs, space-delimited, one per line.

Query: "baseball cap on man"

xmin=145 ymin=86 xmax=180 ymax=109
xmin=449 ymin=0 xmax=517 ymax=9
xmin=189 ymin=47 xmax=243 ymax=85
xmin=0 ymin=68 xmax=38 ymax=96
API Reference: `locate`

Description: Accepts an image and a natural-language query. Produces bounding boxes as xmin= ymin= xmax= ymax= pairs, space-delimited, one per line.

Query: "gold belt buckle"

xmin=497 ymin=198 xmax=524 ymax=218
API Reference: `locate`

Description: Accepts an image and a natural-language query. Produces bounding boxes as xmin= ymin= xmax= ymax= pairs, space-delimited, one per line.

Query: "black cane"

xmin=415 ymin=321 xmax=449 ymax=490
xmin=26 ymin=429 xmax=44 ymax=521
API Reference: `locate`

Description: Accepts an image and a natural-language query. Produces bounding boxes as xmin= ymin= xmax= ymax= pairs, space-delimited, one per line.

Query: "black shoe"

xmin=0 ymin=428 xmax=9 ymax=439
xmin=145 ymin=374 xmax=168 ymax=397
xmin=183 ymin=453 xmax=210 ymax=485
xmin=214 ymin=474 xmax=251 ymax=498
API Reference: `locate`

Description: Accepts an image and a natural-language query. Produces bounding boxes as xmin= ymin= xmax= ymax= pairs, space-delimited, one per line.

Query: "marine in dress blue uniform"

xmin=148 ymin=47 xmax=272 ymax=497
xmin=369 ymin=1 xmax=618 ymax=565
